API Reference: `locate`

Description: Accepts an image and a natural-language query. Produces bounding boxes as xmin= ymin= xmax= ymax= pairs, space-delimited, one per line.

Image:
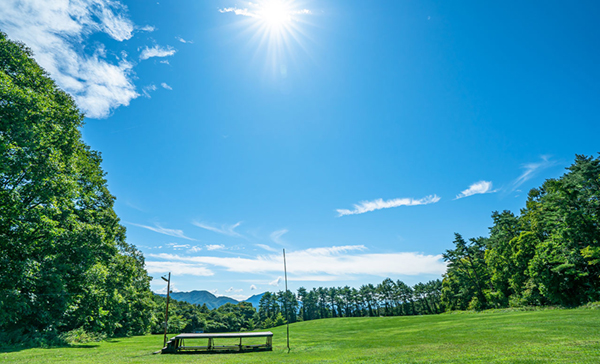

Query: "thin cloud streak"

xmin=193 ymin=221 xmax=243 ymax=238
xmin=510 ymin=156 xmax=556 ymax=192
xmin=218 ymin=6 xmax=312 ymax=19
xmin=455 ymin=181 xmax=495 ymax=199
xmin=147 ymin=245 xmax=446 ymax=277
xmin=256 ymin=244 xmax=278 ymax=252
xmin=270 ymin=229 xmax=288 ymax=245
xmin=337 ymin=195 xmax=441 ymax=216
xmin=146 ymin=261 xmax=213 ymax=276
xmin=128 ymin=222 xmax=196 ymax=241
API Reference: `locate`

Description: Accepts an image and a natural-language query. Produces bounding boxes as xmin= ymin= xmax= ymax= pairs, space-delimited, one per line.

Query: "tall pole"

xmin=162 ymin=272 xmax=171 ymax=348
xmin=283 ymin=249 xmax=290 ymax=353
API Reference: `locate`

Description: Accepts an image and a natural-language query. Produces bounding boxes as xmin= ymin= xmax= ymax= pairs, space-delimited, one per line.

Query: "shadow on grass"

xmin=0 ymin=343 xmax=100 ymax=353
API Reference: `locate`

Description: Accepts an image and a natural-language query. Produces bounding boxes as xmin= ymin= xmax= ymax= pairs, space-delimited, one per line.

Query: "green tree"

xmin=0 ymin=32 xmax=153 ymax=341
xmin=442 ymin=234 xmax=490 ymax=310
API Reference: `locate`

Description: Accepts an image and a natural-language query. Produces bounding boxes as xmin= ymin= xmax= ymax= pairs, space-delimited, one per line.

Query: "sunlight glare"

xmin=259 ymin=1 xmax=292 ymax=28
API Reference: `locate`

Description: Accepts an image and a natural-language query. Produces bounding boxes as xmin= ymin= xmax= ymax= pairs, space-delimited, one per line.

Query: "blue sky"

xmin=1 ymin=0 xmax=599 ymax=300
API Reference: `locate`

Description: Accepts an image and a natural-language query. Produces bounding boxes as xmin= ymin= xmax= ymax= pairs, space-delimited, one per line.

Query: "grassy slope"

xmin=3 ymin=308 xmax=600 ymax=363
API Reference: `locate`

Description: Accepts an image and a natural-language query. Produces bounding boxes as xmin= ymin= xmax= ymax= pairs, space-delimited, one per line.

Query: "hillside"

xmin=244 ymin=292 xmax=266 ymax=308
xmin=158 ymin=290 xmax=268 ymax=310
xmin=5 ymin=308 xmax=600 ymax=363
xmin=158 ymin=290 xmax=239 ymax=310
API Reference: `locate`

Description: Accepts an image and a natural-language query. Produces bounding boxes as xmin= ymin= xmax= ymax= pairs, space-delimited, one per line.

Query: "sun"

xmin=259 ymin=1 xmax=293 ymax=28
xmin=220 ymin=0 xmax=312 ymax=72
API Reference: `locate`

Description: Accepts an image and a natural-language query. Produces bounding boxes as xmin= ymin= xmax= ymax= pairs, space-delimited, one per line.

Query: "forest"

xmin=1 ymin=31 xmax=599 ymax=345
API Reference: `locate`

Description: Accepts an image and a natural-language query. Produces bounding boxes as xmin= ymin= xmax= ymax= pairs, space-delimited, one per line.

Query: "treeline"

xmin=152 ymin=278 xmax=443 ymax=334
xmin=249 ymin=279 xmax=444 ymax=328
xmin=442 ymin=155 xmax=600 ymax=310
xmin=150 ymin=296 xmax=258 ymax=334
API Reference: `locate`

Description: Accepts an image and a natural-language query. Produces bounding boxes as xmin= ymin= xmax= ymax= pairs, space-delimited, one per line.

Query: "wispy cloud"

xmin=269 ymin=277 xmax=282 ymax=286
xmin=139 ymin=25 xmax=155 ymax=32
xmin=128 ymin=222 xmax=196 ymax=241
xmin=0 ymin=0 xmax=140 ymax=118
xmin=161 ymin=82 xmax=172 ymax=90
xmin=337 ymin=195 xmax=441 ymax=216
xmin=219 ymin=7 xmax=259 ymax=18
xmin=176 ymin=36 xmax=193 ymax=44
xmin=510 ymin=156 xmax=556 ymax=192
xmin=167 ymin=243 xmax=190 ymax=250
xmin=193 ymin=221 xmax=243 ymax=238
xmin=206 ymin=244 xmax=225 ymax=251
xmin=250 ymin=284 xmax=257 ymax=290
xmin=147 ymin=245 xmax=446 ymax=278
xmin=187 ymin=246 xmax=202 ymax=253
xmin=139 ymin=45 xmax=176 ymax=60
xmin=455 ymin=181 xmax=495 ymax=199
xmin=270 ymin=229 xmax=288 ymax=245
xmin=219 ymin=5 xmax=311 ymax=19
xmin=256 ymin=244 xmax=278 ymax=252
xmin=146 ymin=261 xmax=213 ymax=277
xmin=142 ymin=84 xmax=157 ymax=98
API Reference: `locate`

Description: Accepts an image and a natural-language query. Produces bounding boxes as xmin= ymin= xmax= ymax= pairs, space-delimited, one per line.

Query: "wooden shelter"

xmin=161 ymin=331 xmax=273 ymax=354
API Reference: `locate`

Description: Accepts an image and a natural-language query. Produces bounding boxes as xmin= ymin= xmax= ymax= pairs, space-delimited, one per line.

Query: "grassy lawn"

xmin=3 ymin=308 xmax=600 ymax=363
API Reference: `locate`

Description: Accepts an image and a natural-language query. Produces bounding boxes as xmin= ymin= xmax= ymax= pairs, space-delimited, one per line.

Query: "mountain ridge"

xmin=157 ymin=290 xmax=267 ymax=310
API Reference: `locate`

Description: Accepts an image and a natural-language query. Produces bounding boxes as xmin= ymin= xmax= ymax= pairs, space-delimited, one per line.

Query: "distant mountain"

xmin=157 ymin=290 xmax=269 ymax=310
xmin=244 ymin=292 xmax=267 ymax=308
xmin=159 ymin=290 xmax=239 ymax=310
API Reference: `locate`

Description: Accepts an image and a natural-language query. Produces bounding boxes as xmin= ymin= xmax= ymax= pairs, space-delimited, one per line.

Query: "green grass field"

xmin=3 ymin=308 xmax=600 ymax=363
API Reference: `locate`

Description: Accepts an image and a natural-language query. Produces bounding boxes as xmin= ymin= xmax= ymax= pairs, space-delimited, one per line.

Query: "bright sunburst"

xmin=219 ymin=0 xmax=312 ymax=71
xmin=258 ymin=0 xmax=293 ymax=28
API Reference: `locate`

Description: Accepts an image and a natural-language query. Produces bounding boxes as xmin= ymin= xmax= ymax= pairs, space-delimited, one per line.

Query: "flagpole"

xmin=283 ymin=249 xmax=290 ymax=353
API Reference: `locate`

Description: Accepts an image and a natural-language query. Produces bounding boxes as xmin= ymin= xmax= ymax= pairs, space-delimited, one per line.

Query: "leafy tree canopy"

xmin=0 ymin=32 xmax=153 ymax=342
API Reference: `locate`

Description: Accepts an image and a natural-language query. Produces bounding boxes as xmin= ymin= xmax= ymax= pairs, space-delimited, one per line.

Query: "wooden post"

xmin=162 ymin=272 xmax=171 ymax=348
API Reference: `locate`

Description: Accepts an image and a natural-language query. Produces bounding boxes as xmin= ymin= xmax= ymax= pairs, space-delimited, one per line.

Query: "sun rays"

xmin=219 ymin=0 xmax=313 ymax=73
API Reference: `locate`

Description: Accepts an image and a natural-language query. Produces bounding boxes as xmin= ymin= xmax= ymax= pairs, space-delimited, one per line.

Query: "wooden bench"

xmin=161 ymin=331 xmax=273 ymax=354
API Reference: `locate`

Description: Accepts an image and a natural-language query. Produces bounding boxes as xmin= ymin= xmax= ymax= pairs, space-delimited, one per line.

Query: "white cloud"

xmin=510 ymin=156 xmax=556 ymax=192
xmin=269 ymin=277 xmax=282 ymax=286
xmin=159 ymin=60 xmax=170 ymax=65
xmin=147 ymin=244 xmax=446 ymax=278
xmin=187 ymin=246 xmax=202 ymax=253
xmin=219 ymin=7 xmax=258 ymax=18
xmin=167 ymin=243 xmax=190 ymax=250
xmin=139 ymin=25 xmax=155 ymax=32
xmin=250 ymin=284 xmax=257 ymax=290
xmin=176 ymin=36 xmax=193 ymax=44
xmin=128 ymin=222 xmax=197 ymax=241
xmin=455 ymin=181 xmax=495 ymax=199
xmin=142 ymin=84 xmax=157 ymax=98
xmin=153 ymin=284 xmax=181 ymax=295
xmin=229 ymin=294 xmax=251 ymax=301
xmin=225 ymin=287 xmax=234 ymax=293
xmin=270 ymin=229 xmax=288 ymax=245
xmin=146 ymin=261 xmax=213 ymax=276
xmin=0 ymin=0 xmax=140 ymax=119
xmin=206 ymin=244 xmax=225 ymax=251
xmin=337 ymin=194 xmax=441 ymax=216
xmin=139 ymin=45 xmax=176 ymax=60
xmin=218 ymin=5 xmax=311 ymax=19
xmin=161 ymin=82 xmax=172 ymax=90
xmin=256 ymin=244 xmax=278 ymax=252
xmin=193 ymin=221 xmax=243 ymax=238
